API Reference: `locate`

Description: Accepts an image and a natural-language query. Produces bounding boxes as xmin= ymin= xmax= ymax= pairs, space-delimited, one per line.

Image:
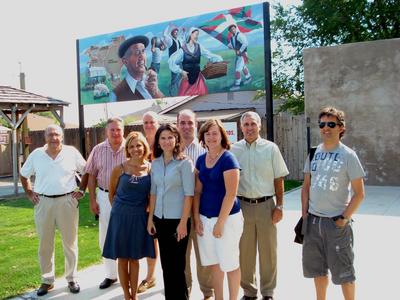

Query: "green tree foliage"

xmin=0 ymin=117 xmax=12 ymax=128
xmin=267 ymin=0 xmax=400 ymax=114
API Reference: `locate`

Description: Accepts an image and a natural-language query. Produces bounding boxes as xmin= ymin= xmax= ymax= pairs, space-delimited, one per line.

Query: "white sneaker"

xmin=230 ymin=84 xmax=241 ymax=91
xmin=243 ymin=76 xmax=252 ymax=84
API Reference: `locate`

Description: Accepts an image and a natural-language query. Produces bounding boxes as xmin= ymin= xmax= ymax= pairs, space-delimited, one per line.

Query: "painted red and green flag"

xmin=199 ymin=6 xmax=262 ymax=46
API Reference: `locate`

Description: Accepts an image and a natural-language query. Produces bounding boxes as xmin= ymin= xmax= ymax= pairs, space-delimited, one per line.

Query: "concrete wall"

xmin=304 ymin=38 xmax=400 ymax=185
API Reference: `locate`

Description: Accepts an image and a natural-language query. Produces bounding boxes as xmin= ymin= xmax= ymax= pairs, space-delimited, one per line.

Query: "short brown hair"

xmin=153 ymin=124 xmax=183 ymax=158
xmin=125 ymin=131 xmax=150 ymax=159
xmin=198 ymin=119 xmax=231 ymax=150
xmin=318 ymin=106 xmax=346 ymax=138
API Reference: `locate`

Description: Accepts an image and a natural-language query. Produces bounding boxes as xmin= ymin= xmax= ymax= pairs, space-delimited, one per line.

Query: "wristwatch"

xmin=339 ymin=215 xmax=350 ymax=222
xmin=275 ymin=205 xmax=283 ymax=210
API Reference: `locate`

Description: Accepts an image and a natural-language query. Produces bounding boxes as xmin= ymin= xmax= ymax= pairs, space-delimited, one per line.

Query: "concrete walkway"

xmin=0 ymin=176 xmax=24 ymax=199
xmin=9 ymin=185 xmax=400 ymax=300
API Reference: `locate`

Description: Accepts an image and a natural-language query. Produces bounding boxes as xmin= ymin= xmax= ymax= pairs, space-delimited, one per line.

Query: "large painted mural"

xmin=77 ymin=3 xmax=265 ymax=105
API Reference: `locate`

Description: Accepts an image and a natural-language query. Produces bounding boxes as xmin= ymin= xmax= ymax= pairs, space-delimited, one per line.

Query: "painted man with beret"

xmin=111 ymin=35 xmax=164 ymax=101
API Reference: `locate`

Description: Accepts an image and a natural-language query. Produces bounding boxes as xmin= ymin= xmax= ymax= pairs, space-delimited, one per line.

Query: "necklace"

xmin=207 ymin=149 xmax=223 ymax=162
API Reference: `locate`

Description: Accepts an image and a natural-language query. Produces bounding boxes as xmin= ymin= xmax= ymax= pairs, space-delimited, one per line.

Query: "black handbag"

xmin=294 ymin=147 xmax=316 ymax=244
xmin=294 ymin=217 xmax=304 ymax=244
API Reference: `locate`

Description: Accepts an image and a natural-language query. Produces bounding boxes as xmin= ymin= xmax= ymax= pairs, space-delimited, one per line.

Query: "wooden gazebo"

xmin=0 ymin=86 xmax=69 ymax=195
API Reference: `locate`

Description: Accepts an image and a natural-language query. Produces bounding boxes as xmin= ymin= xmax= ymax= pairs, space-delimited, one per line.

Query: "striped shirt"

xmin=85 ymin=139 xmax=126 ymax=190
xmin=184 ymin=139 xmax=207 ymax=166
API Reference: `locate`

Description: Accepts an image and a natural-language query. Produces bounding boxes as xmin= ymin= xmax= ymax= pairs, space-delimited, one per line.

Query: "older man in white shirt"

xmin=20 ymin=124 xmax=86 ymax=296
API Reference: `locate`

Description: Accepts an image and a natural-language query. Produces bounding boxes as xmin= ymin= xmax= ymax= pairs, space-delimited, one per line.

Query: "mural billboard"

xmin=77 ymin=3 xmax=265 ymax=105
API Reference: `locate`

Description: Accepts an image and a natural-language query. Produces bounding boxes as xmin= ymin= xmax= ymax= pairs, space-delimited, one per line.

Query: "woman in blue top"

xmin=103 ymin=131 xmax=155 ymax=300
xmin=194 ymin=119 xmax=243 ymax=300
xmin=147 ymin=124 xmax=194 ymax=300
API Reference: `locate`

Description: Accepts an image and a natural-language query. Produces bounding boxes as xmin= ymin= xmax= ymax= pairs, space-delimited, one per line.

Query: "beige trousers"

xmin=239 ymin=198 xmax=277 ymax=298
xmin=185 ymin=218 xmax=213 ymax=297
xmin=97 ymin=189 xmax=118 ymax=279
xmin=34 ymin=194 xmax=79 ymax=284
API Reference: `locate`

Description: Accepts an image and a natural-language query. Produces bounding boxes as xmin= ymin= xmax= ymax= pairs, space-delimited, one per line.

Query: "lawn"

xmin=0 ymin=180 xmax=302 ymax=299
xmin=284 ymin=179 xmax=303 ymax=192
xmin=0 ymin=194 xmax=101 ymax=299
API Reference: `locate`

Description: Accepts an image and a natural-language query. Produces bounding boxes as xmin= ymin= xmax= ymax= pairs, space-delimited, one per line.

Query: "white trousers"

xmin=97 ymin=189 xmax=117 ymax=279
xmin=34 ymin=194 xmax=79 ymax=284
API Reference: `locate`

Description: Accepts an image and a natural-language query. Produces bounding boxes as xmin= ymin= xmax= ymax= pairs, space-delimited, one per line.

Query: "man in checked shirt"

xmin=85 ymin=117 xmax=125 ymax=289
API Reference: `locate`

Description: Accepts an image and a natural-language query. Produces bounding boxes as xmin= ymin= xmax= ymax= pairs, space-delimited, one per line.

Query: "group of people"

xmin=110 ymin=23 xmax=252 ymax=101
xmin=20 ymin=106 xmax=365 ymax=300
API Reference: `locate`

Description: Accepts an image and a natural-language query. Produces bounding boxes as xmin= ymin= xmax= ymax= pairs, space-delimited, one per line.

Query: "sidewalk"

xmin=10 ymin=185 xmax=400 ymax=299
xmin=0 ymin=176 xmax=24 ymax=199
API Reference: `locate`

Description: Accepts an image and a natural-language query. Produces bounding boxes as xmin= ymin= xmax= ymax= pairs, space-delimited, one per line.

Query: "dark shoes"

xmin=37 ymin=283 xmax=54 ymax=296
xmin=68 ymin=281 xmax=80 ymax=294
xmin=99 ymin=278 xmax=117 ymax=289
xmin=263 ymin=297 xmax=273 ymax=300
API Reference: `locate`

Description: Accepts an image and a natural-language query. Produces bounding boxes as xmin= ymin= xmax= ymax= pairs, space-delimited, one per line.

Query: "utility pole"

xmin=19 ymin=63 xmax=30 ymax=167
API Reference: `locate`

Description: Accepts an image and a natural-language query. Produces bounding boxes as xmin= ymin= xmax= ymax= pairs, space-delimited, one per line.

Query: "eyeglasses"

xmin=319 ymin=122 xmax=338 ymax=129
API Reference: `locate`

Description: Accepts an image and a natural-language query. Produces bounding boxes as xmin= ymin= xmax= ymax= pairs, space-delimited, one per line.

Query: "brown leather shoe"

xmin=37 ymin=283 xmax=54 ymax=296
xmin=137 ymin=278 xmax=156 ymax=293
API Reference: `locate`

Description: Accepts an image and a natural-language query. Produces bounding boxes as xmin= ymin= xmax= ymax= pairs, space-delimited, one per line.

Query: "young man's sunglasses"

xmin=319 ymin=122 xmax=339 ymax=129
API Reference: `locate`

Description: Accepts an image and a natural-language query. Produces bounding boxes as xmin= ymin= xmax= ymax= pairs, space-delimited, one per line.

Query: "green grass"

xmin=0 ymin=194 xmax=101 ymax=299
xmin=284 ymin=180 xmax=303 ymax=192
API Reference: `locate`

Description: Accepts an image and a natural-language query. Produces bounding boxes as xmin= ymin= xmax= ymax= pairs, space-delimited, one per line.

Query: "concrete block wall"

xmin=304 ymin=38 xmax=400 ymax=185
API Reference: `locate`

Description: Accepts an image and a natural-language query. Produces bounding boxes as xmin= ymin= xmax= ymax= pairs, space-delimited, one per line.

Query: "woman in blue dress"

xmin=103 ymin=131 xmax=155 ymax=300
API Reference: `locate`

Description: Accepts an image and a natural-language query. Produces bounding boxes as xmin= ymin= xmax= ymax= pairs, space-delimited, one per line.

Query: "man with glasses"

xmin=20 ymin=125 xmax=86 ymax=296
xmin=301 ymin=106 xmax=365 ymax=300
xmin=111 ymin=35 xmax=164 ymax=101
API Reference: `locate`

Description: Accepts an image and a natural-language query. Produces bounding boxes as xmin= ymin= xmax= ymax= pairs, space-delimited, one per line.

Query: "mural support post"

xmin=76 ymin=40 xmax=86 ymax=157
xmin=263 ymin=2 xmax=274 ymax=141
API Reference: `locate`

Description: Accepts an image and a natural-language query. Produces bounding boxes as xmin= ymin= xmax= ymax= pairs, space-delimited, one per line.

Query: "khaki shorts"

xmin=302 ymin=214 xmax=355 ymax=284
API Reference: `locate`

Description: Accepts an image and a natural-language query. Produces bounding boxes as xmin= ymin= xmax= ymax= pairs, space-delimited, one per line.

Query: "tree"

xmin=265 ymin=0 xmax=400 ymax=114
xmin=0 ymin=117 xmax=12 ymax=129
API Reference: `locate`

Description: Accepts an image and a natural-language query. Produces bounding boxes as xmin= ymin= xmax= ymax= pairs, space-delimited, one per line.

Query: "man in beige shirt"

xmin=231 ymin=112 xmax=289 ymax=300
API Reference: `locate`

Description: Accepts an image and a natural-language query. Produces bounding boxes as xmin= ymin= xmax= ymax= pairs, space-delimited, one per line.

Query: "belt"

xmin=39 ymin=191 xmax=74 ymax=198
xmin=238 ymin=195 xmax=273 ymax=204
xmin=308 ymin=212 xmax=342 ymax=221
xmin=98 ymin=186 xmax=109 ymax=193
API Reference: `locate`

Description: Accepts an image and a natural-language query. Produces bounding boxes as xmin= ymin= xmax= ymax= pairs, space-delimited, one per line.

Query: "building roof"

xmin=129 ymin=108 xmax=253 ymax=125
xmin=0 ymin=86 xmax=69 ymax=110
xmin=27 ymin=114 xmax=78 ymax=131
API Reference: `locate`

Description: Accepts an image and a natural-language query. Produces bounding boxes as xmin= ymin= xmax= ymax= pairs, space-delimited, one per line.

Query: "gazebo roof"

xmin=0 ymin=86 xmax=69 ymax=112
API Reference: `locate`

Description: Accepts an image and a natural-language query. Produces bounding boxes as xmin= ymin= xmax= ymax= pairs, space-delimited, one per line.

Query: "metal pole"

xmin=11 ymin=105 xmax=18 ymax=195
xmin=76 ymin=39 xmax=86 ymax=157
xmin=263 ymin=2 xmax=274 ymax=141
xmin=306 ymin=116 xmax=311 ymax=152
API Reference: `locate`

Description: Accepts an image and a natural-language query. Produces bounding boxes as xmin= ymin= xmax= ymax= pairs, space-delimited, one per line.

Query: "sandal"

xmin=137 ymin=278 xmax=156 ymax=293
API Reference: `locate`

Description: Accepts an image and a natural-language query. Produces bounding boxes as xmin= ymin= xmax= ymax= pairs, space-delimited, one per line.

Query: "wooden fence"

xmin=27 ymin=113 xmax=307 ymax=180
xmin=273 ymin=113 xmax=307 ymax=181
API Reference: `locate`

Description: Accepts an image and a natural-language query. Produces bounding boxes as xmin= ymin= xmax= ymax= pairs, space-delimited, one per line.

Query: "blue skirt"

xmin=103 ymin=201 xmax=156 ymax=259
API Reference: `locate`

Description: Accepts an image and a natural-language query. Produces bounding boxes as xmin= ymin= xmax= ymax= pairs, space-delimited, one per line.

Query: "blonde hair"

xmin=125 ymin=131 xmax=150 ymax=159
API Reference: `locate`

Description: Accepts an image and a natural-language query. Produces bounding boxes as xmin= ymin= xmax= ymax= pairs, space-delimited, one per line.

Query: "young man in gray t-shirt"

xmin=301 ymin=106 xmax=365 ymax=300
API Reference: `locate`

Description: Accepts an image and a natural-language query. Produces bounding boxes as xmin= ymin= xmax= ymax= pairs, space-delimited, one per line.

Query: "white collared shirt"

xmin=184 ymin=138 xmax=207 ymax=165
xmin=125 ymin=72 xmax=152 ymax=99
xmin=20 ymin=145 xmax=86 ymax=195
